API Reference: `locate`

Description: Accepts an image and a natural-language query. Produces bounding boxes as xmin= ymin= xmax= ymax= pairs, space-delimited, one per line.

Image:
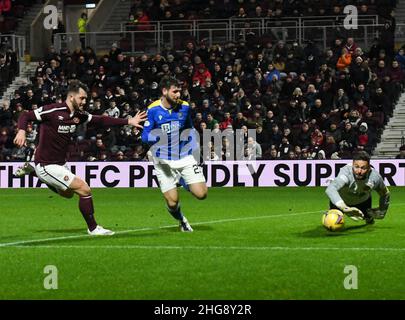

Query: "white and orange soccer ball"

xmin=322 ymin=209 xmax=345 ymax=231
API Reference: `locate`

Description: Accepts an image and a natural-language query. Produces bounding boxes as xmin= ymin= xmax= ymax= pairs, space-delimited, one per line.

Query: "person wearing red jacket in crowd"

xmin=311 ymin=128 xmax=324 ymax=147
xmin=219 ymin=112 xmax=233 ymax=131
xmin=357 ymin=122 xmax=369 ymax=151
xmin=192 ymin=63 xmax=212 ymax=87
xmin=0 ymin=0 xmax=11 ymax=15
xmin=134 ymin=8 xmax=152 ymax=31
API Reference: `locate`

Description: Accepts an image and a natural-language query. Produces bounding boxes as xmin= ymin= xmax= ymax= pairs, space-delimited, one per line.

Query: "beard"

xmin=71 ymin=99 xmax=81 ymax=111
xmin=353 ymin=171 xmax=368 ymax=180
xmin=165 ymin=94 xmax=181 ymax=108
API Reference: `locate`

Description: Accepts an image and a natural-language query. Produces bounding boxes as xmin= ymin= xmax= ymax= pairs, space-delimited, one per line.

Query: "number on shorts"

xmin=193 ymin=164 xmax=202 ymax=175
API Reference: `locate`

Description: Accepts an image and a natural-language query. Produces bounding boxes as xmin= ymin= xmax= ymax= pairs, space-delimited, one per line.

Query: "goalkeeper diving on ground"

xmin=325 ymin=151 xmax=390 ymax=224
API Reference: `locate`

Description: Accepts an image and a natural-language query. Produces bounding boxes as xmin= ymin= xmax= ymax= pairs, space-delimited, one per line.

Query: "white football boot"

xmin=87 ymin=225 xmax=115 ymax=236
xmin=179 ymin=217 xmax=193 ymax=232
xmin=14 ymin=162 xmax=35 ymax=177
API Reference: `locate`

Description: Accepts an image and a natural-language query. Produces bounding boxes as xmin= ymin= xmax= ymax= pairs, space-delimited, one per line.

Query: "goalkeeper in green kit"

xmin=325 ymin=151 xmax=390 ymax=224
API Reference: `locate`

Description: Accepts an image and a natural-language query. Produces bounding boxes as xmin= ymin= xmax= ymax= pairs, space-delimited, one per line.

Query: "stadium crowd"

xmin=0 ymin=0 xmax=404 ymax=162
xmin=126 ymin=0 xmax=396 ymax=22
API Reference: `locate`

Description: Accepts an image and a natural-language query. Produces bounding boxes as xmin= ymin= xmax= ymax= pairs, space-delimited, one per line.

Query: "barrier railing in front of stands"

xmin=54 ymin=23 xmax=388 ymax=55
xmin=119 ymin=15 xmax=379 ymax=33
xmin=0 ymin=34 xmax=26 ymax=60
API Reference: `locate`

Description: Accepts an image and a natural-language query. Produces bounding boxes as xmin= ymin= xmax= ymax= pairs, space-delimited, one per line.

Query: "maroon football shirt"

xmin=18 ymin=102 xmax=128 ymax=165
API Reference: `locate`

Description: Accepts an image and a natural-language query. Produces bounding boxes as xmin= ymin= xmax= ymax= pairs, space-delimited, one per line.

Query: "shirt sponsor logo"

xmin=58 ymin=125 xmax=76 ymax=133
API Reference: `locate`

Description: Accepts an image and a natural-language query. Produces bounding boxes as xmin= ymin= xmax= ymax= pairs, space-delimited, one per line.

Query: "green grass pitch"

xmin=0 ymin=186 xmax=405 ymax=300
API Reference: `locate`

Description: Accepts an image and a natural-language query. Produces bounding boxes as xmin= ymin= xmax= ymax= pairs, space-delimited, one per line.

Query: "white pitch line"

xmin=7 ymin=245 xmax=405 ymax=252
xmin=0 ymin=210 xmax=321 ymax=248
xmin=2 ymin=201 xmax=405 ymax=249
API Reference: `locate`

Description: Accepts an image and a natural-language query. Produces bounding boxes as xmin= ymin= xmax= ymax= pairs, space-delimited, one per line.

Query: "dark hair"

xmin=67 ymin=80 xmax=88 ymax=94
xmin=353 ymin=151 xmax=370 ymax=163
xmin=159 ymin=76 xmax=180 ymax=92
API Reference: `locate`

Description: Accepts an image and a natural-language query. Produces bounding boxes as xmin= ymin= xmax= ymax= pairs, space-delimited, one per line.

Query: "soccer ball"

xmin=322 ymin=209 xmax=344 ymax=231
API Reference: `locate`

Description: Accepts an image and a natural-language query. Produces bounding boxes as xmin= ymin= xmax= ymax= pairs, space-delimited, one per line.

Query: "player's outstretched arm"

xmin=326 ymin=174 xmax=364 ymax=221
xmin=89 ymin=111 xmax=146 ymax=128
xmin=14 ymin=110 xmax=38 ymax=147
xmin=128 ymin=111 xmax=147 ymax=129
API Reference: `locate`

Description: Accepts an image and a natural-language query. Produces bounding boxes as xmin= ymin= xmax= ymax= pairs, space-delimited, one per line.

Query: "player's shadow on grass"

xmin=35 ymin=228 xmax=84 ymax=234
xmin=297 ymin=224 xmax=371 ymax=238
xmin=165 ymin=225 xmax=214 ymax=232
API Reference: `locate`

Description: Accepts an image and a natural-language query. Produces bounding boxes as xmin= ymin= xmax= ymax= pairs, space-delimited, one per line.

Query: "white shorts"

xmin=35 ymin=163 xmax=76 ymax=191
xmin=152 ymin=155 xmax=206 ymax=193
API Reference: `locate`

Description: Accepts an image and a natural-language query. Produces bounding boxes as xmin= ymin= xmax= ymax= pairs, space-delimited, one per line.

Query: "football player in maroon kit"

xmin=13 ymin=80 xmax=147 ymax=235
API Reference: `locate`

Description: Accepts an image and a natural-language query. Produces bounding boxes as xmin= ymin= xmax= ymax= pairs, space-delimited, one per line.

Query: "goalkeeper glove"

xmin=342 ymin=207 xmax=364 ymax=221
xmin=336 ymin=201 xmax=364 ymax=221
xmin=367 ymin=208 xmax=387 ymax=219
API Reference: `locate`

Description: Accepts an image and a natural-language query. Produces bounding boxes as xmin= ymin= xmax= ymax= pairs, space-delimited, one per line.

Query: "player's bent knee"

xmin=59 ymin=189 xmax=74 ymax=199
xmin=167 ymin=201 xmax=179 ymax=210
xmin=80 ymin=185 xmax=91 ymax=197
xmin=192 ymin=185 xmax=208 ymax=200
xmin=164 ymin=195 xmax=179 ymax=209
xmin=70 ymin=177 xmax=91 ymax=197
xmin=195 ymin=192 xmax=207 ymax=200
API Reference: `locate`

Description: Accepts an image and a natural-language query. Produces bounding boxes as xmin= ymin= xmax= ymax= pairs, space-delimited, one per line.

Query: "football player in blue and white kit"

xmin=142 ymin=77 xmax=207 ymax=232
xmin=326 ymin=151 xmax=390 ymax=224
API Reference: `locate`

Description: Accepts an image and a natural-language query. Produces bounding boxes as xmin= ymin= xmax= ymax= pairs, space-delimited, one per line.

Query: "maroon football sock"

xmin=79 ymin=195 xmax=97 ymax=231
xmin=29 ymin=171 xmax=38 ymax=178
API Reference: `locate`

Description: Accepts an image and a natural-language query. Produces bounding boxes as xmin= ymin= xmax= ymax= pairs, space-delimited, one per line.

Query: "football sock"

xmin=79 ymin=195 xmax=97 ymax=231
xmin=167 ymin=203 xmax=184 ymax=221
xmin=29 ymin=171 xmax=38 ymax=178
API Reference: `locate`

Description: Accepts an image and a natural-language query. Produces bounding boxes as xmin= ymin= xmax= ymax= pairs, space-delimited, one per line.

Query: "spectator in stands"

xmin=353 ymin=83 xmax=371 ymax=106
xmin=356 ymin=122 xmax=369 ymax=152
xmin=219 ymin=111 xmax=233 ymax=131
xmin=193 ymin=63 xmax=212 ymax=87
xmin=336 ymin=47 xmax=352 ymax=72
xmin=245 ymin=136 xmax=262 ymax=160
xmin=370 ymin=86 xmax=391 ymax=118
xmin=350 ymin=56 xmax=370 ymax=86
xmin=344 ymin=37 xmax=358 ymax=55
xmin=5 ymin=1 xmax=400 ymax=162
xmin=52 ymin=18 xmax=66 ymax=45
xmin=396 ymin=145 xmax=405 ymax=159
xmin=77 ymin=12 xmax=88 ymax=49
xmin=381 ymin=10 xmax=396 ymax=57
xmin=395 ymin=48 xmax=405 ymax=69
xmin=0 ymin=99 xmax=12 ymax=128
xmin=389 ymin=60 xmax=405 ymax=85
xmin=264 ymin=63 xmax=281 ymax=83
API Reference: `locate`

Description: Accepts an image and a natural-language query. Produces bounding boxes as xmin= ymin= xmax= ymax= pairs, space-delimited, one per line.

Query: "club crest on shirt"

xmin=63 ymin=176 xmax=69 ymax=181
xmin=178 ymin=112 xmax=183 ymax=119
